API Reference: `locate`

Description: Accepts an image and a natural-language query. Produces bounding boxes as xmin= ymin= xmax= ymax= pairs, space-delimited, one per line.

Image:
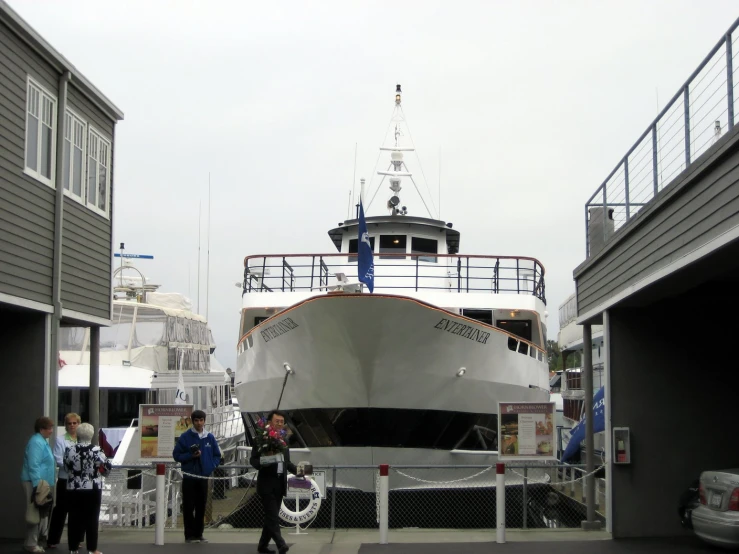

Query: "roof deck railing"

xmin=242 ymin=253 xmax=546 ymax=304
xmin=586 ymin=18 xmax=739 ymax=257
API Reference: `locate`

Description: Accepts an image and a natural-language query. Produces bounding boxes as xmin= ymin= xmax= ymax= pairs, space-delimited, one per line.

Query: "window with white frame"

xmin=62 ymin=111 xmax=86 ymax=200
xmin=25 ymin=78 xmax=56 ymax=185
xmin=87 ymin=129 xmax=110 ymax=216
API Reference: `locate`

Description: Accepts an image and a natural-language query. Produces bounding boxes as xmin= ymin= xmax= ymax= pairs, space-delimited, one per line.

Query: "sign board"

xmin=287 ymin=469 xmax=325 ymax=498
xmin=139 ymin=404 xmax=193 ymax=460
xmin=114 ymin=253 xmax=154 ymax=259
xmin=498 ymin=401 xmax=556 ymax=461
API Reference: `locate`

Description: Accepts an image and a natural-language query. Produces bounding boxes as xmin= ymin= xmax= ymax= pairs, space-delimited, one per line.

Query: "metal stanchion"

xmin=496 ymin=462 xmax=505 ymax=544
xmin=155 ymin=463 xmax=165 ymax=545
xmin=379 ymin=464 xmax=389 ymax=545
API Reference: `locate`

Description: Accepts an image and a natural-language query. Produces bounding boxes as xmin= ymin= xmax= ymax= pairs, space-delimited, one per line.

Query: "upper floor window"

xmin=25 ymin=78 xmax=56 ymax=186
xmin=62 ymin=111 xmax=86 ymax=200
xmin=379 ymin=235 xmax=406 ymax=259
xmin=87 ymin=129 xmax=111 ymax=217
xmin=411 ymin=236 xmax=438 ymax=263
xmin=348 ymin=236 xmax=375 ymax=262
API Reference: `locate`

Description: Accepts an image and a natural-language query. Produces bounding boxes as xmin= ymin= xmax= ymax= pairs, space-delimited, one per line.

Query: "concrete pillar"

xmin=90 ymin=326 xmax=100 ymax=445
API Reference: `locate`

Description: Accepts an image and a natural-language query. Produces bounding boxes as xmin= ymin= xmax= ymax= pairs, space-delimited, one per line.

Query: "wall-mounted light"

xmin=509 ymin=310 xmax=519 ymax=318
xmin=393 ymin=238 xmax=400 ymax=244
xmin=284 ymin=362 xmax=294 ymax=375
xmin=456 ymin=367 xmax=466 ymax=377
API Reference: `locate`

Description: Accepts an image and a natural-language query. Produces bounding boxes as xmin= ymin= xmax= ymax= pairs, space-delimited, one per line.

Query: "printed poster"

xmin=498 ymin=402 xmax=556 ymax=461
xmin=139 ymin=404 xmax=193 ymax=460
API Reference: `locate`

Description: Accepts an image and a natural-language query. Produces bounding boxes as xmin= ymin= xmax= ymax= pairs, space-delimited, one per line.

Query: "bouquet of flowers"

xmin=254 ymin=417 xmax=288 ymax=456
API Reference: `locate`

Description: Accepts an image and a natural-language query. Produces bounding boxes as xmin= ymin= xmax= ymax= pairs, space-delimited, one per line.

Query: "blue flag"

xmin=561 ymin=386 xmax=605 ymax=462
xmin=357 ymin=200 xmax=374 ymax=293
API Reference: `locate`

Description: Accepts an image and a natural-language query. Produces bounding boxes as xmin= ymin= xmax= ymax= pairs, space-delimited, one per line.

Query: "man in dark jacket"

xmin=250 ymin=411 xmax=298 ymax=554
xmin=173 ymin=410 xmax=222 ymax=543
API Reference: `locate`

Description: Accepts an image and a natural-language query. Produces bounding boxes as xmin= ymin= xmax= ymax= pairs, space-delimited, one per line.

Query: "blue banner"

xmin=114 ymin=253 xmax=154 ymax=259
xmin=357 ymin=200 xmax=374 ymax=293
xmin=561 ymin=386 xmax=605 ymax=462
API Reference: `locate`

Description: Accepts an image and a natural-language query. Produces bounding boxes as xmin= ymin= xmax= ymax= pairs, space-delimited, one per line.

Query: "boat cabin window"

xmin=245 ymin=408 xmax=499 ymax=451
xmin=348 ymin=237 xmax=375 ymax=262
xmin=497 ymin=319 xmax=532 ymax=342
xmin=411 ymin=237 xmax=438 ymax=263
xmin=379 ymin=235 xmax=406 ymax=259
xmin=462 ymin=309 xmax=493 ymax=326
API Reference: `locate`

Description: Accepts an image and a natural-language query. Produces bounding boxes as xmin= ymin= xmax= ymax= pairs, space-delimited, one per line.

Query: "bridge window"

xmin=462 ymin=309 xmax=493 ymax=325
xmin=497 ymin=319 xmax=532 ymax=342
xmin=379 ymin=235 xmax=407 ymax=259
xmin=411 ymin=237 xmax=438 ymax=263
xmin=348 ymin=237 xmax=375 ymax=262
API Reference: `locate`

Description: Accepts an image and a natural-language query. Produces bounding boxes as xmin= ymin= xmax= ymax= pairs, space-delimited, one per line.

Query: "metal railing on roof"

xmin=585 ymin=18 xmax=739 ymax=257
xmin=241 ymin=253 xmax=546 ymax=303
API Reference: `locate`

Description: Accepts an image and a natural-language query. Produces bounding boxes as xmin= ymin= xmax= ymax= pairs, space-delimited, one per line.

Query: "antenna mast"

xmin=197 ymin=200 xmax=201 ymax=314
xmin=206 ymin=173 xmax=211 ymax=321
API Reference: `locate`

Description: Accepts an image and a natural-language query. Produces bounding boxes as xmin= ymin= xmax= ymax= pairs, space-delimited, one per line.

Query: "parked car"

xmin=678 ymin=479 xmax=700 ymax=529
xmin=691 ymin=469 xmax=739 ymax=548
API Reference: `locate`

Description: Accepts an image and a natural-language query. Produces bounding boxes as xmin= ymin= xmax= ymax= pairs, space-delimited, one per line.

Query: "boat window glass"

xmin=497 ymin=319 xmax=532 ymax=342
xmin=411 ymin=237 xmax=438 ymax=263
xmin=379 ymin=235 xmax=407 ymax=259
xmin=132 ymin=307 xmax=167 ymax=347
xmin=549 ymin=373 xmax=562 ymax=391
xmin=347 ymin=237 xmax=375 ymax=262
xmin=462 ymin=309 xmax=493 ymax=326
xmin=60 ymin=327 xmax=87 ymax=351
xmin=107 ymin=389 xmax=146 ymax=427
xmin=99 ymin=305 xmax=136 ymax=351
xmin=58 ymin=389 xmax=72 ymax=425
xmin=245 ymin=408 xmax=499 ymax=451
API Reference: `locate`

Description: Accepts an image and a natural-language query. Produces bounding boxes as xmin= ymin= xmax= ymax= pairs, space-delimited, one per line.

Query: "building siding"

xmin=575 ymin=125 xmax=739 ymax=316
xmin=0 ymin=18 xmax=56 ymax=305
xmin=60 ymin=86 xmax=113 ymax=320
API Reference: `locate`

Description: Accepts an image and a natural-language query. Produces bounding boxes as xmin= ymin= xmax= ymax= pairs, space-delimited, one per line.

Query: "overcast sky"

xmin=9 ymin=0 xmax=738 ymax=369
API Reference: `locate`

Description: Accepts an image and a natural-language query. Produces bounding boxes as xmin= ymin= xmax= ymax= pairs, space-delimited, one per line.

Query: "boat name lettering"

xmin=434 ymin=318 xmax=489 ymax=345
xmin=261 ymin=317 xmax=299 ymax=343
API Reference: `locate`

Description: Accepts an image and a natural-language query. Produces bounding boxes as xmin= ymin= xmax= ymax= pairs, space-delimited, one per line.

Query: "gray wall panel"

xmin=576 ymin=127 xmax=739 ymax=315
xmin=61 ymin=197 xmax=112 ymax=319
xmin=68 ymin=86 xmax=113 ymax=140
xmin=0 ymin=308 xmax=47 ymax=539
xmin=0 ymin=21 xmax=57 ymax=93
xmin=609 ymin=292 xmax=739 ymax=537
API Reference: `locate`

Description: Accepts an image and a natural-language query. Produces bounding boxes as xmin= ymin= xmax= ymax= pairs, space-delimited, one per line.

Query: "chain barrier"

xmin=98 ymin=462 xmax=606 ymax=531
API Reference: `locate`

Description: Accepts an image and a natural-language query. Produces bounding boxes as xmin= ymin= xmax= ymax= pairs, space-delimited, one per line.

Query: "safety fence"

xmin=99 ymin=462 xmax=605 ymax=534
xmin=585 ymin=18 xmax=739 ymax=256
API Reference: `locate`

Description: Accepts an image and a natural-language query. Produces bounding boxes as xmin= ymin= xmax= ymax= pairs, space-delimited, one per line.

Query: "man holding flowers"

xmin=250 ymin=410 xmax=299 ymax=554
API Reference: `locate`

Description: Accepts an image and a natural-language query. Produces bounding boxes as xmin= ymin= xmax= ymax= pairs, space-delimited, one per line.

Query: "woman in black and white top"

xmin=64 ymin=423 xmax=111 ymax=554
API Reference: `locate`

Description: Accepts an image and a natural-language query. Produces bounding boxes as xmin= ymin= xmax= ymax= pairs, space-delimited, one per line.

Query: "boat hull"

xmin=235 ymin=293 xmax=548 ymax=414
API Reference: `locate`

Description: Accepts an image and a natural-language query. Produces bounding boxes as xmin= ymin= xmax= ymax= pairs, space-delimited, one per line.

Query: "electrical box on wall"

xmin=613 ymin=427 xmax=631 ymax=464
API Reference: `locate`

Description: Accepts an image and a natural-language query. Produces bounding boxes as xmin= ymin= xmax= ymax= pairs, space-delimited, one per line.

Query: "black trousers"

xmin=259 ymin=492 xmax=286 ymax=548
xmin=67 ymin=489 xmax=101 ymax=552
xmin=181 ymin=478 xmax=208 ymax=540
xmin=47 ymin=478 xmax=68 ymax=545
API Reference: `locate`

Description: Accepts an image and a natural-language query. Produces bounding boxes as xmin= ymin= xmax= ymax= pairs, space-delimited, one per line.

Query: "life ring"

xmin=279 ymin=476 xmax=322 ymax=525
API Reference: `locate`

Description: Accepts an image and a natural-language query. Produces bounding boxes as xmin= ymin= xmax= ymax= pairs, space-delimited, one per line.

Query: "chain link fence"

xmin=98 ymin=463 xmax=605 ymax=531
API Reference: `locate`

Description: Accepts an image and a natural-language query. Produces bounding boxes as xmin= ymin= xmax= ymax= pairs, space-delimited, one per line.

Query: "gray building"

xmin=0 ymin=0 xmax=123 ymax=539
xmin=574 ymin=19 xmax=739 ymax=538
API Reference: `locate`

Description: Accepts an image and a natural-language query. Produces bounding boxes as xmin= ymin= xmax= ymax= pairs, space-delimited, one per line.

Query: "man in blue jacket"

xmin=173 ymin=410 xmax=221 ymax=543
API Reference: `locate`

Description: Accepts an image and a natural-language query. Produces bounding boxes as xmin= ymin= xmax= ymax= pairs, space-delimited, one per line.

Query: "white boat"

xmin=234 ymin=85 xmax=550 ymax=476
xmin=556 ymin=293 xmax=604 ymax=459
xmin=57 ymin=261 xmax=245 ymax=461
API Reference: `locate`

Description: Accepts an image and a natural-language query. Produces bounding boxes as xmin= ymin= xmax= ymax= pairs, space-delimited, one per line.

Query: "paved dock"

xmin=0 ymin=528 xmax=718 ymax=554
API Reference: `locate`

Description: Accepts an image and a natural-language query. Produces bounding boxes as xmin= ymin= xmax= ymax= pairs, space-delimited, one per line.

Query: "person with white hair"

xmin=64 ymin=423 xmax=111 ymax=554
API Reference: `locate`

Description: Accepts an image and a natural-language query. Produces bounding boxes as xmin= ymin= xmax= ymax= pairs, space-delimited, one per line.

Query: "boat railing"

xmin=242 ymin=253 xmax=546 ymax=303
xmin=564 ymin=363 xmax=605 ymax=391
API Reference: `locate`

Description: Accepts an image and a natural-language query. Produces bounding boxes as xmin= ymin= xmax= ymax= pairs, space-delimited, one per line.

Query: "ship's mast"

xmin=378 ymin=85 xmax=413 ymax=216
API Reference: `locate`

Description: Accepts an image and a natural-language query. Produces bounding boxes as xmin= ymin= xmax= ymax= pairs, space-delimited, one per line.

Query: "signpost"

xmin=498 ymin=401 xmax=556 ymax=461
xmin=139 ymin=404 xmax=193 ymax=460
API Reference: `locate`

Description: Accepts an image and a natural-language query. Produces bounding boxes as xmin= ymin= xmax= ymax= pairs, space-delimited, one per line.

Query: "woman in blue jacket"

xmin=21 ymin=416 xmax=56 ymax=553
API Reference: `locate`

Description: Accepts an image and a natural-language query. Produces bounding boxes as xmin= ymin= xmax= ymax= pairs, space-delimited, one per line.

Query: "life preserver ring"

xmin=279 ymin=476 xmax=322 ymax=525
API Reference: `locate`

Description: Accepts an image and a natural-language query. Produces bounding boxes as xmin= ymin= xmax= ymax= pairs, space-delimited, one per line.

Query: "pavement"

xmin=0 ymin=529 xmax=723 ymax=554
